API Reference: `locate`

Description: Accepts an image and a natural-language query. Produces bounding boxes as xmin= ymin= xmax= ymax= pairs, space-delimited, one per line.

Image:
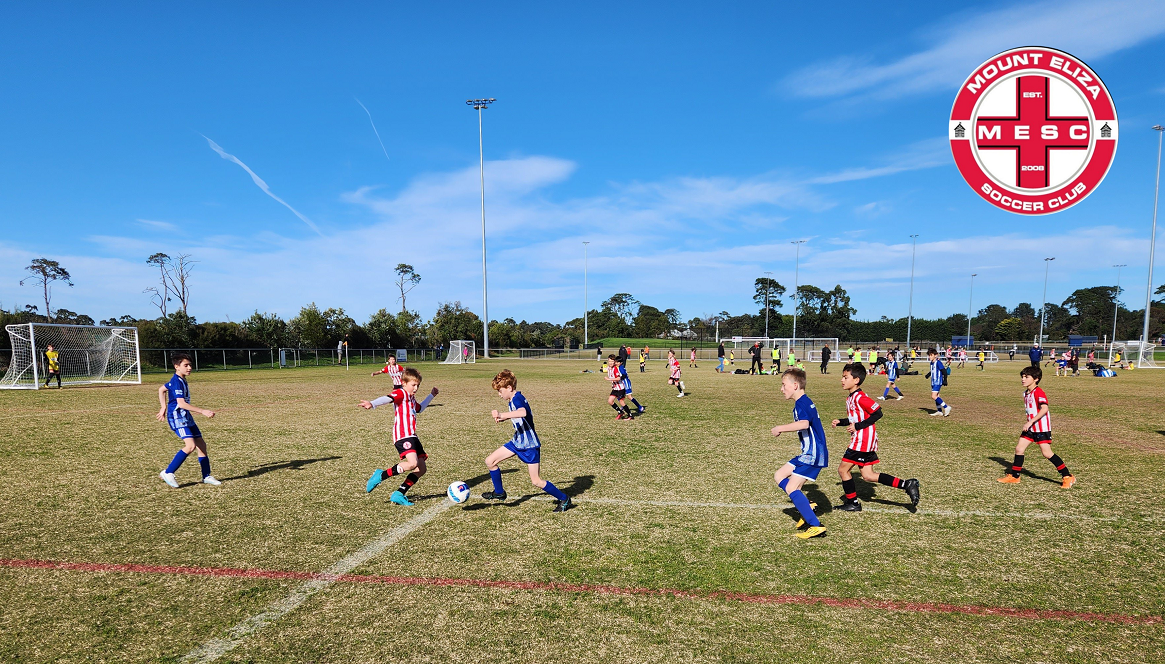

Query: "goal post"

xmin=1 ymin=323 xmax=142 ymax=390
xmin=442 ymin=340 xmax=476 ymax=364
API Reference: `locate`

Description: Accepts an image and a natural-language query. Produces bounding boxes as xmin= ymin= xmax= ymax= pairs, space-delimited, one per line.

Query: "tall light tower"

xmin=467 ymin=97 xmax=496 ymax=358
xmin=967 ymin=273 xmax=977 ymax=347
xmin=790 ymin=240 xmax=807 ymax=350
xmin=583 ymin=241 xmax=590 ymax=346
xmin=1111 ymin=263 xmax=1126 ymax=360
xmin=906 ymin=234 xmax=919 ymax=352
xmin=1038 ymin=257 xmax=1055 ymax=344
xmin=1139 ymin=125 xmax=1164 ymax=367
xmin=763 ymin=270 xmax=773 ymax=340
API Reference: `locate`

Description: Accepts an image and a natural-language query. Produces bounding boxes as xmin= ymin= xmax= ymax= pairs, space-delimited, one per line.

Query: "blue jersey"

xmin=793 ymin=394 xmax=829 ymax=467
xmin=619 ymin=365 xmax=633 ymax=393
xmin=164 ymin=374 xmax=194 ymax=429
xmin=507 ymin=391 xmax=540 ymax=450
xmin=886 ymin=359 xmax=898 ymax=381
xmin=930 ymin=359 xmax=945 ymax=389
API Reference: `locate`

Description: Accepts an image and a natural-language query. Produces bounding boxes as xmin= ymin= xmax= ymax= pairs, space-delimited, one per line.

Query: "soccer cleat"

xmin=389 ymin=490 xmax=414 ymax=506
xmin=895 ymin=395 xmax=905 ymax=400
xmin=638 ymin=407 xmax=647 ymax=414
xmin=930 ymin=410 xmax=944 ymax=417
xmin=615 ymin=412 xmax=626 ymax=420
xmin=997 ymin=474 xmax=1021 ymax=484
xmin=795 ymin=501 xmax=819 ymax=529
xmin=943 ymin=405 xmax=952 ymax=417
xmin=366 ymin=469 xmax=388 ymax=493
xmin=553 ymin=497 xmax=574 ymax=512
xmin=159 ymin=471 xmax=179 ymax=489
xmin=837 ymin=500 xmax=862 ymax=512
xmin=795 ymin=526 xmax=827 ymax=539
xmin=481 ymin=490 xmax=508 ymax=501
xmin=676 ymin=392 xmax=685 ymax=398
xmin=877 ymin=396 xmax=887 ymax=401
xmin=1061 ymin=475 xmax=1076 ymax=489
xmin=202 ymin=476 xmax=222 ymax=486
xmin=903 ymin=478 xmax=920 ymax=506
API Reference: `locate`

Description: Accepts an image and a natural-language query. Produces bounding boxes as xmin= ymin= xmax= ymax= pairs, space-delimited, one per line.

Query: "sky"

xmin=2 ymin=1 xmax=1165 ymax=327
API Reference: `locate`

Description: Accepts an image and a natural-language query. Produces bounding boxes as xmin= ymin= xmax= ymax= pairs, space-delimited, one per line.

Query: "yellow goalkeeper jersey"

xmin=45 ymin=350 xmax=60 ymax=372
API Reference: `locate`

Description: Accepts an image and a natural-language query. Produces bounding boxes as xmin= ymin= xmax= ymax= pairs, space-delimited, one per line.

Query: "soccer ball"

xmin=447 ymin=481 xmax=470 ymax=504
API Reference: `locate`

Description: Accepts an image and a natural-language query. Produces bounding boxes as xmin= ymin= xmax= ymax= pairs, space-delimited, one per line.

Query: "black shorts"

xmin=394 ymin=436 xmax=427 ymax=459
xmin=1020 ymin=431 xmax=1052 ymax=443
xmin=841 ymin=448 xmax=880 ymax=466
xmin=610 ymin=389 xmax=626 ymax=399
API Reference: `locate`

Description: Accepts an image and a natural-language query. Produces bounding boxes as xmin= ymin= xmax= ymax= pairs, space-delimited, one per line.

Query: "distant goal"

xmin=1 ymin=323 xmax=142 ymax=390
xmin=441 ymin=340 xmax=476 ymax=364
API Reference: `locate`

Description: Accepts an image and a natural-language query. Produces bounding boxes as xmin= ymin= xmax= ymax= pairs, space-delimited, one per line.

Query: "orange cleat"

xmin=1061 ymin=475 xmax=1076 ymax=489
xmin=997 ymin=474 xmax=1021 ymax=484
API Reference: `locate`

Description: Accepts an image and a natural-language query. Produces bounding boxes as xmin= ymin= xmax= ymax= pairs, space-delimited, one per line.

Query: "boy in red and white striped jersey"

xmin=832 ymin=363 xmax=920 ymax=512
xmin=371 ymin=355 xmax=404 ymax=390
xmin=359 ymin=367 xmax=440 ymax=506
xmin=998 ymin=366 xmax=1074 ymax=488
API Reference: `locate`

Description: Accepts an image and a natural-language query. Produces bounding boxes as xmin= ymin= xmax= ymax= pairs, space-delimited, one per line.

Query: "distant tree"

xmin=663 ymin=308 xmax=683 ymax=336
xmin=994 ymin=317 xmax=1024 ymax=341
xmin=155 ymin=311 xmax=196 ymax=348
xmin=429 ymin=301 xmax=480 ymax=346
xmin=365 ymin=308 xmax=402 ymax=347
xmin=51 ymin=309 xmax=95 ymax=326
xmin=602 ymin=293 xmax=639 ymax=325
xmin=633 ymin=305 xmax=670 ymax=339
xmin=166 ymin=254 xmax=196 ymax=314
xmin=1011 ymin=302 xmax=1036 ymax=320
xmin=394 ymin=264 xmax=421 ymax=313
xmin=20 ymin=258 xmax=73 ymax=319
xmin=753 ymin=277 xmax=786 ymax=318
xmin=796 ymin=284 xmax=855 ymax=337
xmin=1061 ymin=286 xmax=1120 ymax=336
xmin=100 ymin=315 xmax=139 ymax=327
xmin=243 ymin=311 xmax=289 ymax=348
xmin=145 ymin=253 xmax=172 ymax=317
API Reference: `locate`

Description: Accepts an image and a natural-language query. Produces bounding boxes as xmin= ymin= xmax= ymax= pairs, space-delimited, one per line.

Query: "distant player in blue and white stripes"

xmin=927 ymin=348 xmax=952 ymax=417
xmin=770 ymin=368 xmax=829 ymax=539
xmin=482 ymin=370 xmax=573 ymax=512
xmin=879 ymin=350 xmax=904 ymax=401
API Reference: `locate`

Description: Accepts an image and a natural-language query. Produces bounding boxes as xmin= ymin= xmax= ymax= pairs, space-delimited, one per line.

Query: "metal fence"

xmin=137 ymin=348 xmax=440 ymax=374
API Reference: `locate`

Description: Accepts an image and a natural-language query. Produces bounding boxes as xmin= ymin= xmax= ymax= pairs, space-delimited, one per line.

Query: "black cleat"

xmin=903 ymin=478 xmax=921 ymax=506
xmin=481 ymin=490 xmax=508 ymax=501
xmin=552 ymin=497 xmax=574 ymax=512
xmin=837 ymin=500 xmax=863 ymax=512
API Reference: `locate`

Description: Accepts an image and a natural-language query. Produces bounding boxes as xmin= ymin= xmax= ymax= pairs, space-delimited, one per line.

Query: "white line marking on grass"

xmin=568 ymin=497 xmax=1163 ymax=522
xmin=180 ymin=499 xmax=452 ymax=663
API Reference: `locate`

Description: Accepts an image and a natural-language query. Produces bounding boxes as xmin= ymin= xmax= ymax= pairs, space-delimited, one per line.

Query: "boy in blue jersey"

xmin=482 ymin=370 xmax=573 ymax=512
xmin=770 ymin=368 xmax=828 ymax=539
xmin=156 ymin=353 xmax=220 ymax=488
xmin=619 ymin=362 xmax=646 ymax=414
xmin=926 ymin=348 xmax=952 ymax=417
xmin=878 ymin=350 xmax=905 ymax=401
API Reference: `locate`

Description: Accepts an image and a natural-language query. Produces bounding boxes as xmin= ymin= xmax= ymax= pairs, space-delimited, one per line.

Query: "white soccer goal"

xmin=441 ymin=340 xmax=476 ymax=364
xmin=1 ymin=323 xmax=142 ymax=390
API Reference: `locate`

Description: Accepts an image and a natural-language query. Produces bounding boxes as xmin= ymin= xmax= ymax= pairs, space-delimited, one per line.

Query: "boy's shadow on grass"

xmin=780 ymin=485 xmax=835 ymax=523
xmin=460 ymin=474 xmax=595 ymax=511
xmin=221 ymin=456 xmax=343 ymax=483
xmin=917 ymin=407 xmax=940 ymax=415
xmin=987 ymin=456 xmax=1060 ymax=484
xmin=851 ymin=483 xmax=917 ymax=512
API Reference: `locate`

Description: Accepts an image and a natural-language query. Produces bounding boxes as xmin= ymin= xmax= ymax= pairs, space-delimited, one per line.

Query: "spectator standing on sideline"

xmin=1028 ymin=344 xmax=1042 ymax=368
xmin=750 ymin=342 xmax=764 ymax=374
xmin=717 ymin=342 xmax=726 ymax=373
xmin=820 ymin=345 xmax=832 ymax=374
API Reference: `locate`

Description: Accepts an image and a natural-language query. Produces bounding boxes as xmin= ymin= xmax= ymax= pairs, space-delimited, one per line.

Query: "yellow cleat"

xmin=795 ymin=501 xmax=819 ymax=529
xmin=1061 ymin=475 xmax=1076 ymax=489
xmin=796 ymin=526 xmax=827 ymax=539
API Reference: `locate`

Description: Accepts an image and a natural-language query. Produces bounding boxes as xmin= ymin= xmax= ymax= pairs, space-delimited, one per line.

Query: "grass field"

xmin=1 ymin=358 xmax=1163 ymax=663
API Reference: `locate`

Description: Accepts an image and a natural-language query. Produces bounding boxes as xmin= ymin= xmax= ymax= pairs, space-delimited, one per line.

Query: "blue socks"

xmin=489 ymin=468 xmax=503 ymax=493
xmin=935 ymin=397 xmax=948 ymax=409
xmin=894 ymin=387 xmax=903 ymax=395
xmin=543 ymin=481 xmax=568 ymax=501
xmin=165 ymin=450 xmax=188 ymax=474
xmin=883 ymin=388 xmax=890 ymax=398
xmin=778 ymin=477 xmax=789 ymax=491
xmin=198 ymin=456 xmax=211 ymax=478
xmin=790 ymin=490 xmax=822 ymax=528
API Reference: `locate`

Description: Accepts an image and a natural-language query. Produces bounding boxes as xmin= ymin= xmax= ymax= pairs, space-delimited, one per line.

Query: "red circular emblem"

xmin=402 ymin=441 xmax=412 ymax=449
xmin=950 ymin=46 xmax=1117 ymax=215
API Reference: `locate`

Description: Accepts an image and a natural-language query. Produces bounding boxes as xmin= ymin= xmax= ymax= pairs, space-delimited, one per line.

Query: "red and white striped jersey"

xmin=1024 ymin=387 xmax=1051 ymax=433
xmin=387 ymin=364 xmax=402 ymax=384
xmin=669 ymin=357 xmax=681 ymax=379
xmin=389 ymin=388 xmax=420 ymax=441
xmin=846 ymin=389 xmax=880 ymax=452
xmin=606 ymin=364 xmax=623 ymax=387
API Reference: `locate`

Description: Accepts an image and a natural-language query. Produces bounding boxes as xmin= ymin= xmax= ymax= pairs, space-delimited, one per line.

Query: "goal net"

xmin=441 ymin=340 xmax=476 ymax=364
xmin=1 ymin=323 xmax=142 ymax=390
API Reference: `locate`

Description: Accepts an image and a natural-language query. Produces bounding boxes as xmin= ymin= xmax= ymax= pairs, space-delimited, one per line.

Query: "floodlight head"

xmin=1154 ymin=125 xmax=1164 ymax=131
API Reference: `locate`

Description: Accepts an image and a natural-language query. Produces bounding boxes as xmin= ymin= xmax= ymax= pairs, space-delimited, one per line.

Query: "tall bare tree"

xmin=394 ymin=263 xmax=421 ymax=313
xmin=20 ymin=258 xmax=73 ymax=320
xmin=165 ymin=253 xmax=195 ymax=314
xmin=144 ymin=253 xmax=171 ymax=317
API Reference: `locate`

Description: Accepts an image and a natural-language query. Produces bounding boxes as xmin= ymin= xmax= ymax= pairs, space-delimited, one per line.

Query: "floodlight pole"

xmin=764 ymin=270 xmax=773 ymax=340
xmin=1038 ymin=257 xmax=1055 ymax=344
xmin=1111 ymin=264 xmax=1126 ymax=361
xmin=583 ymin=241 xmax=590 ymax=347
xmin=1139 ymin=126 xmax=1164 ymax=367
xmin=906 ymin=235 xmax=918 ymax=351
xmin=467 ymin=98 xmax=496 ymax=358
xmin=791 ymin=240 xmax=806 ymax=350
xmin=967 ymin=273 xmax=977 ymax=347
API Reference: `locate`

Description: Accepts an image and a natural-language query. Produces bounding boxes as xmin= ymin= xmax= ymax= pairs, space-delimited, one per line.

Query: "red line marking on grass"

xmin=2 ymin=558 xmax=1158 ymax=626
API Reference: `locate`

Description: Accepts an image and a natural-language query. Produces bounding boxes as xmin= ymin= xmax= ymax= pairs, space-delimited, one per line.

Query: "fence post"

xmin=194 ymin=350 xmax=199 ymax=371
xmin=223 ymin=349 xmax=227 ymax=370
xmin=248 ymin=350 xmax=252 ymax=369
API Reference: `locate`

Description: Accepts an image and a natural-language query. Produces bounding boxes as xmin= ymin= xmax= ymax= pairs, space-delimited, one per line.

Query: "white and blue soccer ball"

xmin=447 ymin=481 xmax=470 ymax=504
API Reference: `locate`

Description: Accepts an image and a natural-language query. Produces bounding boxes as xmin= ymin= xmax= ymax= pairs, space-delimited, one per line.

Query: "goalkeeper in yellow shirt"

xmin=44 ymin=344 xmax=61 ymax=388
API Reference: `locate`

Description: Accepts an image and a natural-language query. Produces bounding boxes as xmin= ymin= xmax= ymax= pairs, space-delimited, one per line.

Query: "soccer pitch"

xmin=1 ymin=360 xmax=1162 ymax=663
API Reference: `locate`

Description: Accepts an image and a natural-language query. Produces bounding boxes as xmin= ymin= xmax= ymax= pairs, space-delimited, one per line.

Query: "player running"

xmin=877 ymin=350 xmax=904 ymax=401
xmin=606 ymin=355 xmax=635 ymax=419
xmin=998 ymin=366 xmax=1075 ymax=488
xmin=361 ymin=367 xmax=439 ymax=506
xmin=927 ymin=348 xmax=952 ymax=417
xmin=371 ymin=354 xmax=404 ymax=389
xmin=771 ymin=368 xmax=829 ymax=539
xmin=667 ymin=349 xmax=686 ymax=397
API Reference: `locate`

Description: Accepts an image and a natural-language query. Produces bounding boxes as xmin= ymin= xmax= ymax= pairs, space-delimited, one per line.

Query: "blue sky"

xmin=2 ymin=1 xmax=1165 ymax=326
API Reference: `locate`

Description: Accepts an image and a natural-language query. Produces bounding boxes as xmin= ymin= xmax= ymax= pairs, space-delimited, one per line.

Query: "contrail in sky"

xmin=200 ymin=135 xmax=324 ymax=236
xmin=354 ymin=97 xmax=391 ymax=162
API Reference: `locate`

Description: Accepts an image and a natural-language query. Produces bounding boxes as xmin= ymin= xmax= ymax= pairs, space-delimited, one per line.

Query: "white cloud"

xmin=136 ymin=219 xmax=178 ymax=232
xmin=785 ymin=0 xmax=1165 ymax=101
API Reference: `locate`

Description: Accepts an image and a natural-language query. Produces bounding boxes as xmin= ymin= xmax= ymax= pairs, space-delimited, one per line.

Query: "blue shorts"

xmin=930 ymin=384 xmax=943 ymax=392
xmin=504 ymin=441 xmax=541 ymax=465
xmin=171 ymin=421 xmax=202 ymax=440
xmin=789 ymin=458 xmax=825 ymax=481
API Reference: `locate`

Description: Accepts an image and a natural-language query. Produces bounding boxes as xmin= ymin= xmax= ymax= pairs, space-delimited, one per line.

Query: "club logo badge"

xmin=950 ymin=47 xmax=1117 ymax=215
